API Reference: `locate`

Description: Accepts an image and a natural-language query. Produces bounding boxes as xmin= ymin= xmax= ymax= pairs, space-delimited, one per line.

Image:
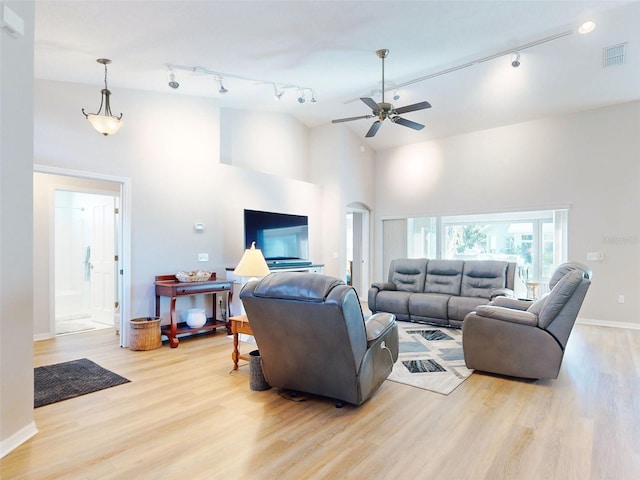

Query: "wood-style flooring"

xmin=2 ymin=323 xmax=639 ymax=479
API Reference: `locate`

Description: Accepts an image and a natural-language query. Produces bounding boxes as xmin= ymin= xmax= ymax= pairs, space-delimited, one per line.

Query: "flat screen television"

xmin=244 ymin=209 xmax=311 ymax=267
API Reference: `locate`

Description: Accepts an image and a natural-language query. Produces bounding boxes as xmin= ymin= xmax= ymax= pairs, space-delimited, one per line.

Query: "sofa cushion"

xmin=388 ymin=258 xmax=427 ymax=293
xmin=408 ymin=293 xmax=450 ymax=319
xmin=424 ymin=259 xmax=463 ymax=295
xmin=460 ymin=261 xmax=508 ymax=298
xmin=376 ymin=290 xmax=411 ymax=320
xmin=448 ymin=296 xmax=491 ymax=322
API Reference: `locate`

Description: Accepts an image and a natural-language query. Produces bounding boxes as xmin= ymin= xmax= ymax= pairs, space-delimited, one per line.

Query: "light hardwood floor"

xmin=2 ymin=323 xmax=639 ymax=479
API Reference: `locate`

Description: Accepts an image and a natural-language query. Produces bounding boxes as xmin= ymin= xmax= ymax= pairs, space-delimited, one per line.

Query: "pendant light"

xmin=82 ymin=58 xmax=123 ymax=136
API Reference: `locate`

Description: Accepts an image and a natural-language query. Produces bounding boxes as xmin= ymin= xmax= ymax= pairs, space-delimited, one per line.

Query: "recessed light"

xmin=578 ymin=20 xmax=596 ymax=34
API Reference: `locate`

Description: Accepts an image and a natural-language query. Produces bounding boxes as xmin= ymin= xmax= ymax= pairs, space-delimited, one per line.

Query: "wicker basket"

xmin=249 ymin=350 xmax=271 ymax=391
xmin=129 ymin=317 xmax=162 ymax=351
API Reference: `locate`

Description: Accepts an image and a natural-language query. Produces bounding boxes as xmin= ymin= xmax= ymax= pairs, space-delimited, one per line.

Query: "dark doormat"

xmin=34 ymin=358 xmax=130 ymax=408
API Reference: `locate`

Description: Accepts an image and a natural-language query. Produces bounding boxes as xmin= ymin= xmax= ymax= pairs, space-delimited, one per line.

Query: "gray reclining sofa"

xmin=368 ymin=258 xmax=516 ymax=328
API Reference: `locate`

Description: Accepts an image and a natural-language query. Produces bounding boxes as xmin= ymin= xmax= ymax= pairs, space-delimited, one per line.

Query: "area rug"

xmin=387 ymin=322 xmax=473 ymax=395
xmin=34 ymin=358 xmax=130 ymax=408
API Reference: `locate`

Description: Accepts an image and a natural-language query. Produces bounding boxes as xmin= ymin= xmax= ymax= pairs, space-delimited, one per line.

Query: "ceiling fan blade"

xmin=365 ymin=120 xmax=382 ymax=138
xmin=393 ymin=101 xmax=432 ymax=115
xmin=392 ymin=116 xmax=425 ymax=131
xmin=332 ymin=115 xmax=374 ymax=124
xmin=360 ymin=97 xmax=380 ymax=111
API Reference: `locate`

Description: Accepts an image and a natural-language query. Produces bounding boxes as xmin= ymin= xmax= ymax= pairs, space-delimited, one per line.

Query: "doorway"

xmin=54 ymin=190 xmax=118 ymax=335
xmin=34 ymin=166 xmax=131 ymax=346
xmin=346 ymin=204 xmax=370 ymax=299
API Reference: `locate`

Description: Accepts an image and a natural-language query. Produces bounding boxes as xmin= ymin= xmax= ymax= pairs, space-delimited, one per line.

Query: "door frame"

xmin=35 ymin=165 xmax=131 ymax=347
xmin=346 ymin=204 xmax=370 ymax=299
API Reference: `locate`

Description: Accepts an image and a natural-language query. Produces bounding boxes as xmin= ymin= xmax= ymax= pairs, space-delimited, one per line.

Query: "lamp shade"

xmin=233 ymin=242 xmax=270 ymax=278
xmin=86 ymin=114 xmax=123 ymax=136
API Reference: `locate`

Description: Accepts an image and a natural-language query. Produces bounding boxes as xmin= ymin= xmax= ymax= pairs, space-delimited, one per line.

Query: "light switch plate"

xmin=198 ymin=253 xmax=209 ymax=262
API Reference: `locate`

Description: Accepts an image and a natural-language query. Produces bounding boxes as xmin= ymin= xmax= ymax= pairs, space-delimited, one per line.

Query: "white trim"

xmin=33 ymin=165 xmax=132 ymax=347
xmin=0 ymin=421 xmax=38 ymax=459
xmin=576 ymin=317 xmax=640 ymax=330
xmin=33 ymin=333 xmax=54 ymax=341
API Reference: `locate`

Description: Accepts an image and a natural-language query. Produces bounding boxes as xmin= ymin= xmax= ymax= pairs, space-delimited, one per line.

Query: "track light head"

xmin=511 ymin=52 xmax=521 ymax=68
xmin=297 ymin=90 xmax=306 ymax=103
xmin=393 ymin=90 xmax=400 ymax=101
xmin=273 ymin=83 xmax=284 ymax=100
xmin=168 ymin=70 xmax=179 ymax=89
xmin=310 ymin=90 xmax=317 ymax=103
xmin=217 ymin=76 xmax=228 ymax=94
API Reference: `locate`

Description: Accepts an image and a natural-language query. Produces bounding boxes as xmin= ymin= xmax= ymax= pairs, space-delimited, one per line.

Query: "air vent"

xmin=603 ymin=43 xmax=627 ymax=68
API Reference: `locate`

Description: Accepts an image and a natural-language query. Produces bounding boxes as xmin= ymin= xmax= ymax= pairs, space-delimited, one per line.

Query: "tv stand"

xmin=226 ymin=264 xmax=323 ymax=276
xmin=268 ymin=261 xmax=313 ymax=269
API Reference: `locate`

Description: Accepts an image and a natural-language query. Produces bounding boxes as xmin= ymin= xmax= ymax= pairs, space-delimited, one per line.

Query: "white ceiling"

xmin=34 ymin=1 xmax=640 ymax=151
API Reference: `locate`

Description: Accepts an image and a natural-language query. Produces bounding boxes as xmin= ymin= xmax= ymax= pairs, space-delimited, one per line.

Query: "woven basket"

xmin=249 ymin=350 xmax=271 ymax=391
xmin=129 ymin=317 xmax=162 ymax=351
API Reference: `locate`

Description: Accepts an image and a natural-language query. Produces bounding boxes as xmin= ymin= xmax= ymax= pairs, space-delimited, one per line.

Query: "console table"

xmin=154 ymin=274 xmax=233 ymax=348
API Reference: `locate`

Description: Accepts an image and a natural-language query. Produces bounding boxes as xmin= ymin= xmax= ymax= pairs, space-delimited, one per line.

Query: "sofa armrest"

xmin=474 ymin=305 xmax=538 ymax=326
xmin=491 ymin=296 xmax=534 ymax=311
xmin=489 ymin=287 xmax=514 ymax=300
xmin=365 ymin=312 xmax=396 ymax=345
xmin=368 ymin=282 xmax=396 ymax=313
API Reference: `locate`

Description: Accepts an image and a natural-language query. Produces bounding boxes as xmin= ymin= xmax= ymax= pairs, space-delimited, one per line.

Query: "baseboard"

xmin=576 ymin=317 xmax=640 ymax=330
xmin=33 ymin=332 xmax=54 ymax=341
xmin=1 ymin=421 xmax=38 ymax=459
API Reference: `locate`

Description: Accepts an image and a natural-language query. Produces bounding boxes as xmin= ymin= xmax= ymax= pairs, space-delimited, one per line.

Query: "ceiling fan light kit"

xmin=332 ymin=49 xmax=431 ymax=138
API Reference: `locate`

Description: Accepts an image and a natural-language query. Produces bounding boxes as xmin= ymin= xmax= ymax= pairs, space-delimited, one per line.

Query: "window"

xmin=385 ymin=209 xmax=568 ymax=298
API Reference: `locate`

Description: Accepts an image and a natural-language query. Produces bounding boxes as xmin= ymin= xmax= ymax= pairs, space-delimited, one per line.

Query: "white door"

xmin=90 ymin=197 xmax=116 ymax=325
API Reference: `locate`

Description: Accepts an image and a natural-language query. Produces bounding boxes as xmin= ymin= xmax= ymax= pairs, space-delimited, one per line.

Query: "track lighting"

xmin=82 ymin=58 xmax=123 ymax=136
xmin=273 ymin=83 xmax=284 ymax=100
xmin=167 ymin=67 xmax=179 ymax=89
xmin=511 ymin=52 xmax=521 ymax=68
xmin=164 ymin=63 xmax=315 ymax=105
xmin=217 ymin=76 xmax=228 ymax=94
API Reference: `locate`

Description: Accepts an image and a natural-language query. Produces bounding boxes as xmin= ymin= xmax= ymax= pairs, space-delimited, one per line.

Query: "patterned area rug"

xmin=34 ymin=358 xmax=130 ymax=408
xmin=388 ymin=321 xmax=473 ymax=395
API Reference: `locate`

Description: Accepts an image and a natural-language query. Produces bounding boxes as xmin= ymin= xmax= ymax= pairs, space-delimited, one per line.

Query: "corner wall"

xmin=1 ymin=1 xmax=37 ymax=457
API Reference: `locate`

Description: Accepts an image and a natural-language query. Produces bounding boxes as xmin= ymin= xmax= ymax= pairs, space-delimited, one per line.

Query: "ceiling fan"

xmin=332 ymin=49 xmax=431 ymax=138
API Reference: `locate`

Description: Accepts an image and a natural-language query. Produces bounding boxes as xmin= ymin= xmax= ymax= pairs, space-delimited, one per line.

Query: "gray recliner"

xmin=462 ymin=262 xmax=592 ymax=379
xmin=240 ymin=272 xmax=399 ymax=406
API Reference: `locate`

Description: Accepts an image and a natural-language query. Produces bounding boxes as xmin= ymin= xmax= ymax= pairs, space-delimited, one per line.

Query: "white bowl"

xmin=186 ymin=308 xmax=206 ymax=328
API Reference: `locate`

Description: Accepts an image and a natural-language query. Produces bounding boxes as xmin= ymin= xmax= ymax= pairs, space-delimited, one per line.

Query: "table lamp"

xmin=233 ymin=242 xmax=270 ymax=281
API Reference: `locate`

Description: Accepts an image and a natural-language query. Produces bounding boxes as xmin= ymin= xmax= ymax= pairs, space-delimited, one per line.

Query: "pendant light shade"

xmin=82 ymin=58 xmax=123 ymax=136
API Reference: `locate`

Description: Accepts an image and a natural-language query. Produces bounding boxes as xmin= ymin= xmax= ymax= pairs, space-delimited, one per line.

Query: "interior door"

xmin=90 ymin=197 xmax=116 ymax=325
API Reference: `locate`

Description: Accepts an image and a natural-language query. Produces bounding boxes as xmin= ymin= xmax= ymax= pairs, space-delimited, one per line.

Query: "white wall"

xmin=220 ymin=109 xmax=310 ymax=181
xmin=1 ymin=1 xmax=37 ymax=458
xmin=374 ymin=101 xmax=640 ymax=326
xmin=33 ymin=79 xmax=328 ymax=337
xmin=309 ymin=124 xmax=375 ymax=278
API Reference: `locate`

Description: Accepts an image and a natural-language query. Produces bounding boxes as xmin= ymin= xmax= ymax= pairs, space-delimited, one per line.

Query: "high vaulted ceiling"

xmin=34 ymin=1 xmax=640 ymax=151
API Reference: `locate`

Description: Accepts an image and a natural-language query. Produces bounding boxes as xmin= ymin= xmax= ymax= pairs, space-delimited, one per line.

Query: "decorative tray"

xmin=175 ymin=270 xmax=213 ymax=283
